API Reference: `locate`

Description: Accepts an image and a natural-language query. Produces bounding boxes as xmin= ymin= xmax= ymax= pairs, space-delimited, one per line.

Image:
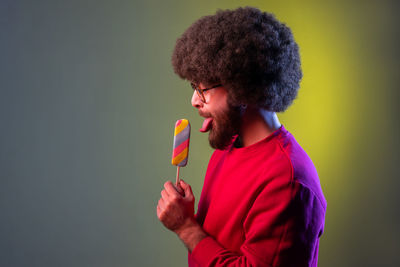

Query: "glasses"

xmin=191 ymin=83 xmax=222 ymax=103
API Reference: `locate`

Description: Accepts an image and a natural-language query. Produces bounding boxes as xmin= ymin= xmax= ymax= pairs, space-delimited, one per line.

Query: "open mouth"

xmin=199 ymin=117 xmax=213 ymax=132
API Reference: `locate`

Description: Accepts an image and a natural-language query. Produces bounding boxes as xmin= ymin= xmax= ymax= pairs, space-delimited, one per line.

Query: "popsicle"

xmin=171 ymin=119 xmax=191 ymax=186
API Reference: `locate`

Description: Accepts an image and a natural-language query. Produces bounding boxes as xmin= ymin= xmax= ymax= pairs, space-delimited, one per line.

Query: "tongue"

xmin=199 ymin=117 xmax=213 ymax=132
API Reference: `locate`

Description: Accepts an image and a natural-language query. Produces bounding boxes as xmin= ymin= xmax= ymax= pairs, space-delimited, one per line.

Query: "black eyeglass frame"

xmin=190 ymin=83 xmax=222 ymax=103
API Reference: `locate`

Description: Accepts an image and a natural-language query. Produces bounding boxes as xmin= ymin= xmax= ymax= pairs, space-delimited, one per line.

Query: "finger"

xmin=176 ymin=183 xmax=184 ymax=196
xmin=158 ymin=197 xmax=165 ymax=211
xmin=164 ymin=181 xmax=180 ymax=197
xmin=180 ymin=180 xmax=192 ymax=194
xmin=157 ymin=204 xmax=162 ymax=218
xmin=180 ymin=180 xmax=194 ymax=199
xmin=180 ymin=179 xmax=188 ymax=188
xmin=161 ymin=189 xmax=169 ymax=200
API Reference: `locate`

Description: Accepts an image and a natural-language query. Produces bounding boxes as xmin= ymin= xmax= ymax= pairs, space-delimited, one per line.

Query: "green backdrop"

xmin=1 ymin=0 xmax=399 ymax=266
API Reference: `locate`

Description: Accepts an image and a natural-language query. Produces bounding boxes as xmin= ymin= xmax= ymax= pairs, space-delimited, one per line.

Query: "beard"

xmin=208 ymin=103 xmax=242 ymax=150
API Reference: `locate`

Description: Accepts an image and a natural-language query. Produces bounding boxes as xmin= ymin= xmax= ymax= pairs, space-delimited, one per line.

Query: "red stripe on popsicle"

xmin=172 ymin=139 xmax=189 ymax=158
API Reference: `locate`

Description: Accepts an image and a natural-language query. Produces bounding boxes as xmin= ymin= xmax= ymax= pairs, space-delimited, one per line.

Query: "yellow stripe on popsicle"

xmin=172 ymin=147 xmax=188 ymax=165
xmin=174 ymin=119 xmax=189 ymax=136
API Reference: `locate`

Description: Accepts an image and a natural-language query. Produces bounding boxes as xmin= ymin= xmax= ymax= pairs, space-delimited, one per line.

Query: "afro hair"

xmin=171 ymin=7 xmax=302 ymax=112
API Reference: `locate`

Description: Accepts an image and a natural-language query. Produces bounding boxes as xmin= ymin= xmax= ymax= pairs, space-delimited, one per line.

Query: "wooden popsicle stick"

xmin=176 ymin=166 xmax=180 ymax=186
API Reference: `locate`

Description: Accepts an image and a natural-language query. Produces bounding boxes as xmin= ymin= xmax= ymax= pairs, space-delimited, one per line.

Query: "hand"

xmin=157 ymin=180 xmax=195 ymax=233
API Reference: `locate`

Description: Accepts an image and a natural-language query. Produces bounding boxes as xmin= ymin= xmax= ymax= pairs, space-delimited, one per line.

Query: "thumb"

xmin=175 ymin=182 xmax=184 ymax=196
xmin=180 ymin=180 xmax=193 ymax=197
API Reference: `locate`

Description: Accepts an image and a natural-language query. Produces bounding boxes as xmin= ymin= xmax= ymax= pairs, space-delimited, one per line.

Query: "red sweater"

xmin=188 ymin=125 xmax=326 ymax=267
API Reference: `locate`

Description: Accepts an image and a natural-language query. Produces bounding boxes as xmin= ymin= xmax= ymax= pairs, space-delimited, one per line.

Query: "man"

xmin=157 ymin=7 xmax=326 ymax=267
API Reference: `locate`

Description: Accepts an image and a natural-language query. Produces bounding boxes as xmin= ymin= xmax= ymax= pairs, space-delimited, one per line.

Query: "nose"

xmin=191 ymin=90 xmax=203 ymax=109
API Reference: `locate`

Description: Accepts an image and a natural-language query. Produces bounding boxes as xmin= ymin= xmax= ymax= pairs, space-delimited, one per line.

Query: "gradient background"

xmin=1 ymin=0 xmax=399 ymax=266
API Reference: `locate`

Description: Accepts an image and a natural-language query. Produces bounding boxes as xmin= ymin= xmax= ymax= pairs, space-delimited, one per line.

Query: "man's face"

xmin=191 ymin=83 xmax=242 ymax=150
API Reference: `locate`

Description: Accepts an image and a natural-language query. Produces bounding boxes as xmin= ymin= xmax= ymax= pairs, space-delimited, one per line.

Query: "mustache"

xmin=198 ymin=111 xmax=212 ymax=118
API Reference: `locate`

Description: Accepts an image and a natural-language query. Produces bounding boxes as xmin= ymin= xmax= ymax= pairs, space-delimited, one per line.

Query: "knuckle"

xmin=164 ymin=202 xmax=171 ymax=211
xmin=170 ymin=195 xmax=179 ymax=202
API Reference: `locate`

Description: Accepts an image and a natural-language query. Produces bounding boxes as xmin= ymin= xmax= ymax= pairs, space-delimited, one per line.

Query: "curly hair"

xmin=171 ymin=7 xmax=302 ymax=112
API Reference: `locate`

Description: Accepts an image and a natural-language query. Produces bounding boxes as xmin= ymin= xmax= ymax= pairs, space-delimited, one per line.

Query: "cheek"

xmin=209 ymin=88 xmax=229 ymax=109
xmin=209 ymin=100 xmax=228 ymax=116
xmin=201 ymin=89 xmax=229 ymax=118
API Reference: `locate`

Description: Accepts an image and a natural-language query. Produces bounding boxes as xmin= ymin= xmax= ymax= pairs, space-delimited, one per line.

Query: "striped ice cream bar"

xmin=171 ymin=119 xmax=190 ymax=167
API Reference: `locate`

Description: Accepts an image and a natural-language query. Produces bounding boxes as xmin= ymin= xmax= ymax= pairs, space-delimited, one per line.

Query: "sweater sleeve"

xmin=190 ymin=179 xmax=325 ymax=267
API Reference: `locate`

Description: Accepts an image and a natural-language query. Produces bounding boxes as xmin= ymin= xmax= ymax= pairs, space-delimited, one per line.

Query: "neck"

xmin=237 ymin=107 xmax=281 ymax=147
